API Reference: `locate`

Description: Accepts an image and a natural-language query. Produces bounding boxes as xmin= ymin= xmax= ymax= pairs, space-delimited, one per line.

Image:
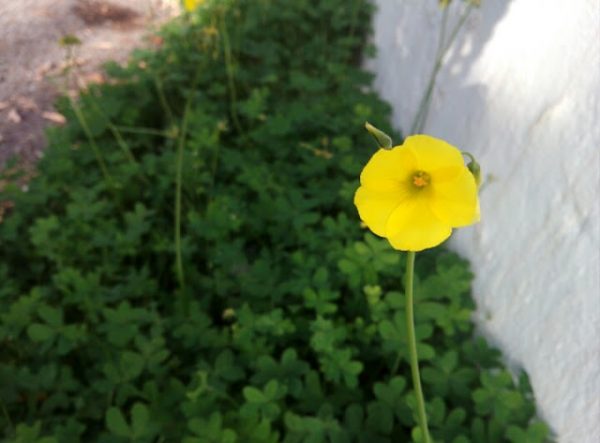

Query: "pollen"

xmin=412 ymin=171 xmax=431 ymax=188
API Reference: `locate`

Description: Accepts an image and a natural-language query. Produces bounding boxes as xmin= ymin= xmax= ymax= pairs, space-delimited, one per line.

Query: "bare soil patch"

xmin=0 ymin=0 xmax=179 ymax=169
xmin=72 ymin=0 xmax=140 ymax=27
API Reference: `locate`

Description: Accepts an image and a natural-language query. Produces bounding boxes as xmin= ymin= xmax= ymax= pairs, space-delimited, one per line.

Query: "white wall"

xmin=366 ymin=1 xmax=600 ymax=441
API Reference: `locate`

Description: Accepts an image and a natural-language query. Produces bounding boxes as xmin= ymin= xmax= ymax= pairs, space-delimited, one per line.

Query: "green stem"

xmin=220 ymin=17 xmax=243 ymax=134
xmin=174 ymin=106 xmax=190 ymax=293
xmin=113 ymin=125 xmax=174 ymax=138
xmin=59 ymin=51 xmax=113 ymax=188
xmin=410 ymin=5 xmax=449 ymax=134
xmin=409 ymin=3 xmax=473 ymax=135
xmin=443 ymin=3 xmax=475 ymax=56
xmin=154 ymin=75 xmax=175 ymax=122
xmin=173 ymin=64 xmax=204 ymax=314
xmin=405 ymin=251 xmax=431 ymax=443
xmin=207 ymin=385 xmax=239 ymax=407
xmin=108 ymin=124 xmax=136 ymax=163
xmin=65 ymin=50 xmax=140 ymax=177
xmin=74 ymin=70 xmax=140 ymax=170
xmin=347 ymin=0 xmax=362 ymax=41
xmin=69 ymin=97 xmax=113 ymax=187
xmin=208 ymin=140 xmax=222 ymax=201
xmin=0 ymin=396 xmax=13 ymax=432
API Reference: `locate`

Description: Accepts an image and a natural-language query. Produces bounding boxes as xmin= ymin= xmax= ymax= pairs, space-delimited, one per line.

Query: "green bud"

xmin=365 ymin=122 xmax=393 ymax=149
xmin=59 ymin=34 xmax=82 ymax=47
xmin=463 ymin=152 xmax=481 ymax=188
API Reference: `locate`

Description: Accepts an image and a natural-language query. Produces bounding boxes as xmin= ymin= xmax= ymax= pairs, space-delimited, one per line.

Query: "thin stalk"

xmin=174 ymin=102 xmax=191 ymax=292
xmin=113 ymin=125 xmax=174 ymax=138
xmin=0 ymin=397 xmax=13 ymax=432
xmin=83 ymin=292 xmax=98 ymax=324
xmin=60 ymin=49 xmax=112 ymax=187
xmin=154 ymin=75 xmax=175 ymax=122
xmin=208 ymin=141 xmax=222 ymax=201
xmin=390 ymin=350 xmax=402 ymax=378
xmin=443 ymin=3 xmax=475 ymax=56
xmin=173 ymin=63 xmax=204 ymax=314
xmin=88 ymin=99 xmax=138 ymax=166
xmin=347 ymin=0 xmax=362 ymax=41
xmin=411 ymin=5 xmax=449 ymax=134
xmin=409 ymin=3 xmax=473 ymax=134
xmin=71 ymin=62 xmax=140 ymax=170
xmin=109 ymin=125 xmax=136 ymax=164
xmin=69 ymin=97 xmax=113 ymax=187
xmin=405 ymin=251 xmax=431 ymax=443
xmin=207 ymin=385 xmax=239 ymax=407
xmin=107 ymin=124 xmax=144 ymax=171
xmin=220 ymin=17 xmax=243 ymax=134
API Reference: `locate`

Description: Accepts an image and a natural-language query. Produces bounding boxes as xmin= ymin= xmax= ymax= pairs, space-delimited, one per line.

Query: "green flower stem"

xmin=59 ymin=47 xmax=113 ymax=189
xmin=0 ymin=397 xmax=13 ymax=433
xmin=154 ymin=75 xmax=175 ymax=123
xmin=220 ymin=17 xmax=243 ymax=134
xmin=113 ymin=125 xmax=174 ymax=138
xmin=174 ymin=99 xmax=191 ymax=293
xmin=405 ymin=251 xmax=431 ymax=443
xmin=69 ymin=97 xmax=113 ymax=187
xmin=71 ymin=66 xmax=141 ymax=172
xmin=61 ymin=48 xmax=151 ymax=186
xmin=410 ymin=3 xmax=473 ymax=135
xmin=174 ymin=63 xmax=204 ymax=315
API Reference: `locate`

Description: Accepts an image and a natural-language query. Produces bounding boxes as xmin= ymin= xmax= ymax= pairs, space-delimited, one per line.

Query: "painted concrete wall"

xmin=366 ymin=1 xmax=600 ymax=441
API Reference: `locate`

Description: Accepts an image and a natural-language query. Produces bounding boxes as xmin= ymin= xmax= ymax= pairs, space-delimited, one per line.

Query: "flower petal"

xmin=360 ymin=147 xmax=417 ymax=192
xmin=385 ymin=196 xmax=452 ymax=251
xmin=429 ymin=169 xmax=480 ymax=227
xmin=404 ymin=135 xmax=464 ymax=182
xmin=354 ymin=186 xmax=411 ymax=237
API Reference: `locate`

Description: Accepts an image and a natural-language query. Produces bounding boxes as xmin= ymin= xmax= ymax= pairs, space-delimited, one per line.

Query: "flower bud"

xmin=59 ymin=34 xmax=81 ymax=47
xmin=222 ymin=308 xmax=236 ymax=320
xmin=463 ymin=152 xmax=482 ymax=188
xmin=364 ymin=122 xmax=393 ymax=149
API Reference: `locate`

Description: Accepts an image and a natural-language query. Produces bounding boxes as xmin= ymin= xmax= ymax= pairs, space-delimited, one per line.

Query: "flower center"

xmin=412 ymin=171 xmax=431 ymax=188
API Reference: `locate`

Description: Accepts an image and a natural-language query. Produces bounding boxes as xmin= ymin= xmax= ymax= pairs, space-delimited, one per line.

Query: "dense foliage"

xmin=0 ymin=0 xmax=550 ymax=441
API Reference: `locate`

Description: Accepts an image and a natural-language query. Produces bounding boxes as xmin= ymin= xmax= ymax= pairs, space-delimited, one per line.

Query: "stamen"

xmin=412 ymin=171 xmax=431 ymax=188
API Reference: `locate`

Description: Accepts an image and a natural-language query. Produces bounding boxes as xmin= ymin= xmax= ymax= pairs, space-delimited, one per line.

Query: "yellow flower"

xmin=354 ymin=135 xmax=480 ymax=251
xmin=184 ymin=0 xmax=205 ymax=12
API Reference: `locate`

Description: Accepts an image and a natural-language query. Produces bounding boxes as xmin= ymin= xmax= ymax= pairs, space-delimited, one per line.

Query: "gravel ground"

xmin=0 ymin=0 xmax=179 ymax=168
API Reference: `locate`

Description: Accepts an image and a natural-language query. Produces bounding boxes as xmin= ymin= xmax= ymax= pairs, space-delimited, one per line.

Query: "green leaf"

xmin=27 ymin=323 xmax=55 ymax=342
xmin=120 ymin=351 xmax=145 ymax=380
xmin=366 ymin=401 xmax=393 ymax=434
xmin=131 ymin=402 xmax=150 ymax=438
xmin=214 ymin=349 xmax=244 ymax=382
xmin=106 ymin=407 xmax=130 ymax=437
xmin=438 ymin=351 xmax=458 ymax=373
xmin=446 ymin=407 xmax=466 ymax=426
xmin=244 ymin=386 xmax=266 ymax=403
xmin=264 ymin=380 xmax=279 ymax=399
xmin=38 ymin=305 xmax=63 ymax=326
xmin=344 ymin=404 xmax=364 ymax=434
